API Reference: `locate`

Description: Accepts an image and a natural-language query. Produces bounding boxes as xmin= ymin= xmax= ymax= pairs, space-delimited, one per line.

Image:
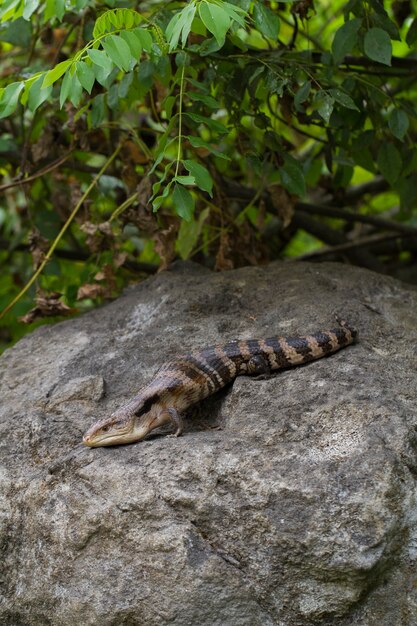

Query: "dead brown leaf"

xmin=114 ymin=251 xmax=128 ymax=268
xmin=268 ymin=184 xmax=295 ymax=228
xmin=31 ymin=118 xmax=62 ymax=162
xmin=153 ymin=219 xmax=179 ymax=270
xmin=77 ymin=283 xmax=108 ymax=301
xmin=215 ymin=230 xmax=234 ymax=271
xmin=121 ymin=139 xmax=150 ymax=165
xmin=19 ymin=291 xmax=77 ymax=324
xmin=122 ymin=177 xmax=157 ymax=234
xmin=94 ymin=263 xmax=117 ymax=289
xmin=80 ymin=220 xmax=115 ymax=252
xmin=291 ymin=0 xmax=315 ymax=19
xmin=28 ymin=228 xmax=49 ymax=270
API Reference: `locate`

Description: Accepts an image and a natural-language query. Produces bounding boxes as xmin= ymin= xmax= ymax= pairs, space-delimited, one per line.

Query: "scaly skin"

xmin=83 ymin=320 xmax=357 ymax=447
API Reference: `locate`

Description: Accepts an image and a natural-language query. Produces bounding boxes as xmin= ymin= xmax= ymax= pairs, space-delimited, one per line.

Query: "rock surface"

xmin=0 ymin=260 xmax=416 ymax=626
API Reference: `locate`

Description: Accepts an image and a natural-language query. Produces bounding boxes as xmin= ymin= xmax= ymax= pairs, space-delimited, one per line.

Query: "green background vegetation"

xmin=1 ymin=0 xmax=417 ymax=351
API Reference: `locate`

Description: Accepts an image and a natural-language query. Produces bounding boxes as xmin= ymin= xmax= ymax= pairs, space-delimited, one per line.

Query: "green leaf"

xmin=102 ymin=34 xmax=133 ymax=72
xmin=162 ymin=95 xmax=176 ymax=118
xmin=372 ymin=12 xmax=400 ymax=41
xmin=107 ymin=83 xmax=119 ymax=110
xmin=76 ymin=61 xmax=95 ymax=94
xmin=59 ymin=71 xmax=82 ymax=108
xmin=28 ymin=75 xmax=52 ymax=111
xmin=90 ymin=93 xmax=106 ymax=127
xmin=185 ymin=112 xmax=229 ymax=134
xmin=198 ymin=36 xmax=223 ymax=56
xmin=199 ymin=1 xmax=230 ymax=46
xmin=389 ymin=109 xmax=409 ymax=142
xmin=187 ymin=78 xmax=209 ymax=93
xmin=253 ymin=2 xmax=279 ymax=39
xmin=87 ymin=48 xmax=114 ymax=73
xmin=0 ymin=0 xmax=23 ymax=22
xmin=69 ymin=74 xmax=83 ymax=107
xmin=166 ymin=3 xmax=196 ymax=50
xmin=183 ymin=159 xmax=213 ymax=196
xmin=188 ymin=91 xmax=220 ymax=108
xmin=55 ymin=0 xmax=65 ymax=20
xmin=175 ymin=175 xmax=196 ymax=185
xmin=59 ymin=70 xmax=73 ymax=108
xmin=221 ymin=1 xmax=247 ymax=28
xmin=351 ymin=135 xmax=375 ymax=172
xmin=188 ymin=136 xmax=230 ymax=160
xmin=248 ymin=65 xmax=264 ymax=85
xmin=42 ymin=59 xmax=72 ymax=88
xmin=173 ymin=183 xmax=195 ymax=221
xmin=352 ymin=147 xmax=375 ymax=173
xmin=93 ymin=12 xmax=111 ymax=38
xmin=110 ymin=8 xmax=141 ymax=30
xmin=165 ymin=12 xmax=182 ymax=50
xmin=137 ymin=60 xmax=154 ymax=95
xmin=119 ymin=71 xmax=134 ymax=98
xmin=0 ymin=17 xmax=32 ymax=46
xmin=229 ymin=0 xmax=250 ymax=9
xmin=328 ymin=88 xmax=359 ymax=111
xmin=120 ymin=30 xmax=142 ymax=60
xmin=176 ymin=207 xmax=209 ymax=259
xmin=377 ymin=143 xmax=402 ymax=185
xmin=134 ymin=27 xmax=152 ymax=53
xmin=23 ymin=0 xmax=38 ymax=20
xmin=294 ymin=81 xmax=310 ymax=110
xmin=155 ymin=56 xmax=172 ymax=85
xmin=406 ymin=18 xmax=417 ymax=46
xmin=93 ymin=8 xmax=142 ymax=37
xmin=152 ymin=180 xmax=173 ymax=211
xmin=93 ymin=64 xmax=114 ymax=88
xmin=332 ymin=18 xmax=361 ymax=65
xmin=315 ymin=93 xmax=334 ymax=124
xmin=398 ymin=174 xmax=417 ymax=211
xmin=279 ymin=154 xmax=305 ymax=196
xmin=44 ymin=0 xmax=65 ymax=21
xmin=364 ymin=27 xmax=392 ymax=66
xmin=0 ymin=81 xmax=24 ymax=119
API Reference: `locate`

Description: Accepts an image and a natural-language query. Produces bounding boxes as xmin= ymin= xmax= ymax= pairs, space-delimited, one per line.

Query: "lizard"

xmin=82 ymin=318 xmax=357 ymax=448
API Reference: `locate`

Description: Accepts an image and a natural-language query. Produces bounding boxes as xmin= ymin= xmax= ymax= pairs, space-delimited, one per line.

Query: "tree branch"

xmin=291 ymin=211 xmax=385 ymax=272
xmin=296 ymin=202 xmax=417 ymax=236
xmin=0 ymin=241 xmax=158 ymax=274
xmin=334 ymin=177 xmax=390 ymax=204
xmin=290 ymin=232 xmax=417 ymax=261
xmin=0 ymin=152 xmax=73 ymax=192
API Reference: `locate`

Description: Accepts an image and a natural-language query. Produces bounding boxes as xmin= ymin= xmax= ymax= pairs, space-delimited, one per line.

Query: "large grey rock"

xmin=0 ymin=261 xmax=416 ymax=626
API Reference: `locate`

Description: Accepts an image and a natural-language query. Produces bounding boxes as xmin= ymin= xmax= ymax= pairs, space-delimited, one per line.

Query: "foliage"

xmin=1 ymin=0 xmax=417 ymax=351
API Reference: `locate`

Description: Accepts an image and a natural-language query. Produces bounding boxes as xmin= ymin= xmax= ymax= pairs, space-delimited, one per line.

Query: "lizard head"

xmin=83 ymin=394 xmax=162 ymax=447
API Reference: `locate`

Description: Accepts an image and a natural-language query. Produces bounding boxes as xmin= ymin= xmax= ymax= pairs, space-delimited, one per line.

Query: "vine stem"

xmin=174 ymin=63 xmax=186 ymax=178
xmin=0 ymin=143 xmax=122 ymax=321
xmin=0 ymin=151 xmax=73 ymax=193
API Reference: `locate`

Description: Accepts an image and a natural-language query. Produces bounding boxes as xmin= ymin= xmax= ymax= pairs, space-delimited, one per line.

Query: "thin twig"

xmin=0 ymin=152 xmax=73 ymax=192
xmin=0 ymin=144 xmax=122 ymax=321
xmin=0 ymin=238 xmax=158 ymax=274
xmin=295 ymin=202 xmax=417 ymax=236
xmin=289 ymin=232 xmax=412 ymax=261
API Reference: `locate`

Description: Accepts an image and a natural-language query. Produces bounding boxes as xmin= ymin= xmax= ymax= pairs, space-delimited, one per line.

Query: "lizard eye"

xmin=101 ymin=425 xmax=109 ymax=432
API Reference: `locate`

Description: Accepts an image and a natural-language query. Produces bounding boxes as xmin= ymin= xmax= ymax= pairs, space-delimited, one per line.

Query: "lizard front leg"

xmin=162 ymin=407 xmax=184 ymax=437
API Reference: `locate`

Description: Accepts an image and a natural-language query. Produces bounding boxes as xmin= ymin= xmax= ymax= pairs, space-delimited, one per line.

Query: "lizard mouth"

xmin=82 ymin=405 xmax=165 ymax=448
xmin=83 ymin=428 xmax=132 ymax=447
xmin=82 ymin=421 xmax=134 ymax=447
xmin=82 ymin=416 xmax=159 ymax=447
